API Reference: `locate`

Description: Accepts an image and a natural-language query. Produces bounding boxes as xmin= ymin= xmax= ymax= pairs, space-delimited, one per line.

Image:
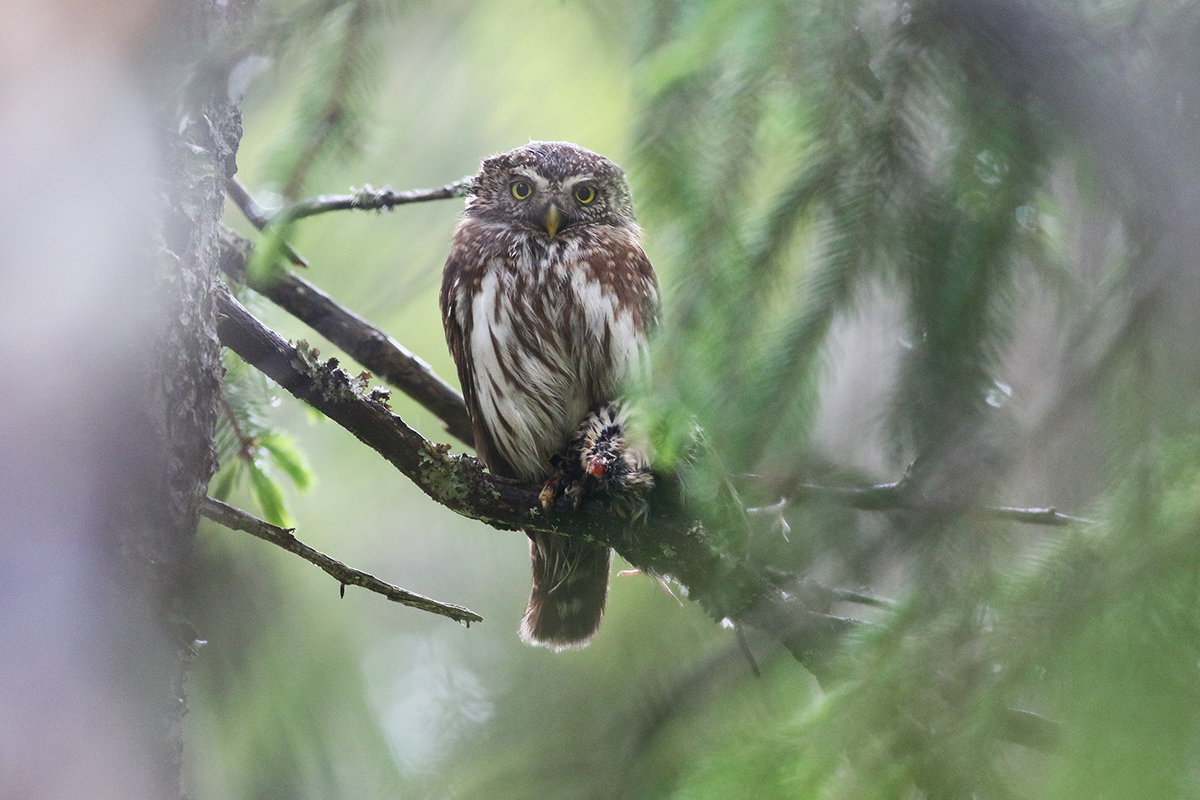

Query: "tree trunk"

xmin=0 ymin=1 xmax=244 ymax=796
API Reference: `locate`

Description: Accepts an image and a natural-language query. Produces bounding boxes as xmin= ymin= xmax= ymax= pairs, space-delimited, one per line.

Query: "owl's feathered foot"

xmin=539 ymin=403 xmax=654 ymax=519
xmin=537 ymin=472 xmax=585 ymax=511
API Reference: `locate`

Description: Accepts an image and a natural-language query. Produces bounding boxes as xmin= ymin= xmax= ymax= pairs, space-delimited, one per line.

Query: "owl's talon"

xmin=564 ymin=481 xmax=585 ymax=510
xmin=538 ymin=477 xmax=561 ymax=511
xmin=626 ymin=498 xmax=651 ymax=525
xmin=540 ymin=474 xmax=587 ymax=511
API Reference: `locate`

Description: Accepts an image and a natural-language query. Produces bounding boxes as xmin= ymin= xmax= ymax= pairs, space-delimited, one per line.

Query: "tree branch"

xmin=212 ymin=282 xmax=856 ymax=672
xmin=212 ymin=280 xmax=1093 ymax=687
xmin=213 ymin=282 xmax=591 ymax=530
xmin=791 ymin=481 xmax=1092 ymax=526
xmin=222 ymin=184 xmax=1088 ymax=533
xmin=199 ymin=495 xmax=482 ymax=625
xmin=228 ymin=175 xmax=472 ymax=229
xmin=218 ymin=226 xmax=474 ymax=445
xmin=226 ymin=178 xmax=308 ymax=267
xmin=983 ymin=505 xmax=1093 ymax=526
xmin=283 ymin=177 xmax=473 ymax=220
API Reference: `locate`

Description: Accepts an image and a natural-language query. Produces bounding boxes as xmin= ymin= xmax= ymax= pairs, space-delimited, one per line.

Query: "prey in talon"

xmin=539 ymin=404 xmax=654 ymax=520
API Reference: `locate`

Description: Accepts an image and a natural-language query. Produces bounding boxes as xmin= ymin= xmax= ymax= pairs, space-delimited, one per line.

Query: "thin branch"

xmin=227 ymin=177 xmax=274 ymax=228
xmin=983 ymin=505 xmax=1095 ymax=526
xmin=830 ymin=588 xmax=897 ymax=609
xmin=792 ymin=480 xmax=1090 ymax=527
xmin=229 ymin=175 xmax=472 ymax=229
xmin=792 ymin=480 xmax=906 ymax=510
xmin=218 ymin=227 xmax=474 ymax=445
xmin=225 ymin=173 xmax=471 ymax=270
xmin=199 ymin=495 xmax=482 ymax=625
xmin=216 ymin=386 xmax=255 ymax=460
xmin=279 ymin=0 xmax=368 ymax=202
xmin=283 ymin=177 xmax=473 ymax=220
xmin=226 ymin=178 xmax=308 ymax=267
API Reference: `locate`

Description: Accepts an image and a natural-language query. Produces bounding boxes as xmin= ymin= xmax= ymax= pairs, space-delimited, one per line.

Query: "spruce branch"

xmin=218 ymin=228 xmax=1087 ymax=531
xmin=228 ymin=174 xmax=473 ymax=228
xmin=199 ymin=495 xmax=482 ymax=625
xmin=212 ymin=282 xmax=855 ymax=673
xmin=791 ymin=479 xmax=1092 ymax=526
xmin=279 ymin=0 xmax=371 ymax=202
xmin=218 ymin=227 xmax=474 ymax=445
xmin=216 ymin=384 xmax=256 ymax=461
xmin=226 ymin=178 xmax=309 ymax=267
xmin=283 ymin=177 xmax=473 ymax=220
xmin=212 ymin=281 xmax=1091 ymax=684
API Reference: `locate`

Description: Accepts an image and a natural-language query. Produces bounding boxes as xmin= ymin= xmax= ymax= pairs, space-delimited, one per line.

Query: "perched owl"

xmin=440 ymin=141 xmax=659 ymax=650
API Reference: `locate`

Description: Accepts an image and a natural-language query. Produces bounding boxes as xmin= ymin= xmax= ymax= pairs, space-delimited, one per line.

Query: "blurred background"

xmin=180 ymin=0 xmax=1200 ymax=798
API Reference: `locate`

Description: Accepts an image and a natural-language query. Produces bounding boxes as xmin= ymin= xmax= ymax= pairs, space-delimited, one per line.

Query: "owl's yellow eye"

xmin=574 ymin=185 xmax=596 ymax=205
xmin=510 ymin=182 xmax=532 ymax=200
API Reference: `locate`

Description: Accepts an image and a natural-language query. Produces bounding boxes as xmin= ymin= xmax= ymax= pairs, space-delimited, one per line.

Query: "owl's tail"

xmin=520 ymin=532 xmax=612 ymax=651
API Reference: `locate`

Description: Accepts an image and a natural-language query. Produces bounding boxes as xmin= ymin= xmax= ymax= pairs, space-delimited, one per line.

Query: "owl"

xmin=440 ymin=141 xmax=660 ymax=650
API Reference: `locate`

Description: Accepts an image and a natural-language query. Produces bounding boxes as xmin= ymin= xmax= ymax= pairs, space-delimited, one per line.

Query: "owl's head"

xmin=465 ymin=141 xmax=637 ymax=236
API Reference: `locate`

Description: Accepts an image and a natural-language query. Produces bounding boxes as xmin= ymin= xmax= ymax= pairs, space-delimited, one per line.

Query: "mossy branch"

xmin=215 ymin=186 xmax=1088 ymax=681
xmin=213 ymin=282 xmax=858 ymax=674
xmin=218 ymin=226 xmax=474 ymax=445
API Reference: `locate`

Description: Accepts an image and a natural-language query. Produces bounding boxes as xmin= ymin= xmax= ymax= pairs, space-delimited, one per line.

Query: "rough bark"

xmin=0 ymin=2 xmax=244 ymax=797
xmin=140 ymin=1 xmax=249 ymax=791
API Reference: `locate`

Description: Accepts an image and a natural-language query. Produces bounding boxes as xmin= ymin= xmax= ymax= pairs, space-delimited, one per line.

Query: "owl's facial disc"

xmin=501 ymin=166 xmax=605 ymax=236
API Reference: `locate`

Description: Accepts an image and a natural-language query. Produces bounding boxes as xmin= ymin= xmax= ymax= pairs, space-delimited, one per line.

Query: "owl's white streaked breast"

xmin=457 ymin=227 xmax=646 ymax=482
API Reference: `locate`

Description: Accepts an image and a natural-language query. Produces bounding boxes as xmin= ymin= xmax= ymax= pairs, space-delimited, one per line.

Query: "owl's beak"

xmin=543 ymin=204 xmax=561 ymax=237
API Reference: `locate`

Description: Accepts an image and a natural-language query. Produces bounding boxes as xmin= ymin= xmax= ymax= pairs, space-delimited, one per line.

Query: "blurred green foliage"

xmin=190 ymin=0 xmax=1200 ymax=798
xmin=211 ymin=348 xmax=316 ymax=527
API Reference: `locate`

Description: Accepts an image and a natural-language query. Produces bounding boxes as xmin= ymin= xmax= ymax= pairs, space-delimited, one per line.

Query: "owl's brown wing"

xmin=571 ymin=231 xmax=661 ymax=408
xmin=629 ymin=245 xmax=662 ymax=334
xmin=440 ymin=249 xmax=521 ymax=480
xmin=596 ymin=231 xmax=660 ymax=333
